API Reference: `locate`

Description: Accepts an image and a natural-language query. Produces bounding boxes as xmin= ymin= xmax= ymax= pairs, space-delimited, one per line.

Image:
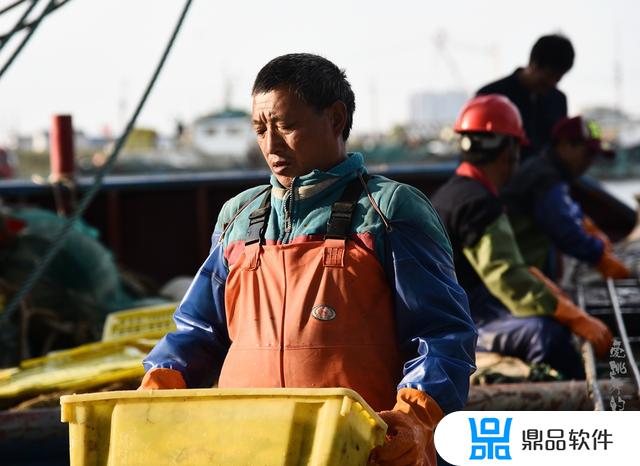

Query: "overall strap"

xmin=219 ymin=185 xmax=271 ymax=243
xmin=324 ymin=173 xmax=371 ymax=240
xmin=245 ymin=188 xmax=272 ymax=246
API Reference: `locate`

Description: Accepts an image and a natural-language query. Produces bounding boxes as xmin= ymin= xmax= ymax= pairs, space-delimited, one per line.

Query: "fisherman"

xmin=503 ymin=116 xmax=631 ymax=281
xmin=431 ymin=95 xmax=612 ymax=380
xmin=140 ymin=53 xmax=477 ymax=466
xmin=477 ymin=34 xmax=574 ymax=160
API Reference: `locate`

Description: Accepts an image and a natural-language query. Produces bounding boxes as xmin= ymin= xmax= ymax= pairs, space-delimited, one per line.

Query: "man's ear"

xmin=327 ymin=101 xmax=347 ymax=138
xmin=497 ymin=143 xmax=516 ymax=168
xmin=506 ymin=139 xmax=520 ymax=164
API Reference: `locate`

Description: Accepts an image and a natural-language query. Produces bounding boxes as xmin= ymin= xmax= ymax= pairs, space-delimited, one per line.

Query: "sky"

xmin=0 ymin=0 xmax=639 ymax=143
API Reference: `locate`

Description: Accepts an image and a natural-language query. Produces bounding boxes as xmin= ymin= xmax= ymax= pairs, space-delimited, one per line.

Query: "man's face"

xmin=497 ymin=140 xmax=521 ymax=187
xmin=556 ymin=140 xmax=597 ymax=176
xmin=529 ymin=64 xmax=565 ymax=95
xmin=251 ymin=87 xmax=345 ymax=188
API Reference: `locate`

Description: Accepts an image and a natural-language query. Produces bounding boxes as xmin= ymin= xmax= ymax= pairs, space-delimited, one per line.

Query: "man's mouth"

xmin=271 ymin=159 xmax=291 ymax=171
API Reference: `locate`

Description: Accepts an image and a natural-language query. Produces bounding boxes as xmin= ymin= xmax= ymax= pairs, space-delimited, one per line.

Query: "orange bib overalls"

xmin=218 ymin=175 xmax=402 ymax=411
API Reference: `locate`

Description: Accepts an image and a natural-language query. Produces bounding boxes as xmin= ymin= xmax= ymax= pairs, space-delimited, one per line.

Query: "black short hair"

xmin=529 ymin=34 xmax=575 ymax=74
xmin=252 ymin=53 xmax=355 ymax=141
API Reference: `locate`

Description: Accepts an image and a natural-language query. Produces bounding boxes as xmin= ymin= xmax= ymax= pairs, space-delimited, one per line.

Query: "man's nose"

xmin=265 ymin=127 xmax=284 ymax=154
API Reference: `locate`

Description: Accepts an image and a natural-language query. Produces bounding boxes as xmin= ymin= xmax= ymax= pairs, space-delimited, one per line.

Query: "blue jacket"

xmin=503 ymin=152 xmax=605 ymax=276
xmin=144 ymin=153 xmax=477 ymax=414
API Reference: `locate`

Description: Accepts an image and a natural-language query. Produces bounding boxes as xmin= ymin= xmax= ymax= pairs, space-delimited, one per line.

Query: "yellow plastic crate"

xmin=101 ymin=303 xmax=177 ymax=341
xmin=60 ymin=388 xmax=387 ymax=466
xmin=0 ymin=338 xmax=157 ymax=400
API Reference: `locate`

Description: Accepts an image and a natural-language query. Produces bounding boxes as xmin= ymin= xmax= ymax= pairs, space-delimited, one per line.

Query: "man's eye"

xmin=255 ymin=127 xmax=266 ymax=136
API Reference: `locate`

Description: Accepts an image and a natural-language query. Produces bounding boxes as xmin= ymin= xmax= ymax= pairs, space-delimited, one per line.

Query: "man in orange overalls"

xmin=141 ymin=53 xmax=477 ymax=466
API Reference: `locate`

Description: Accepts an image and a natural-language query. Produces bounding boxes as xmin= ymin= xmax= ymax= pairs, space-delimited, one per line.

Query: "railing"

xmin=576 ymin=275 xmax=640 ymax=410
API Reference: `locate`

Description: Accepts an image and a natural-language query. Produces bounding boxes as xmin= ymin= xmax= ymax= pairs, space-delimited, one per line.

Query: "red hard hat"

xmin=454 ymin=94 xmax=529 ymax=145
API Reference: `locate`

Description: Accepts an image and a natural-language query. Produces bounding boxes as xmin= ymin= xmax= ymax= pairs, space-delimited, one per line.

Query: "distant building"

xmin=32 ymin=130 xmax=49 ymax=153
xmin=191 ymin=109 xmax=257 ymax=166
xmin=7 ymin=133 xmax=34 ymax=152
xmin=75 ymin=131 xmax=113 ymax=154
xmin=123 ymin=128 xmax=158 ymax=153
xmin=8 ymin=129 xmax=112 ymax=154
xmin=409 ymin=90 xmax=468 ymax=138
xmin=582 ymin=106 xmax=640 ymax=148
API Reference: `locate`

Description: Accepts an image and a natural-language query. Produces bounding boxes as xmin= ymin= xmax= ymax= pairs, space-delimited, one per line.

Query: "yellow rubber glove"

xmin=369 ymin=388 xmax=443 ymax=466
xmin=528 ymin=267 xmax=613 ymax=357
xmin=138 ymin=368 xmax=186 ymax=390
xmin=596 ymin=251 xmax=631 ymax=279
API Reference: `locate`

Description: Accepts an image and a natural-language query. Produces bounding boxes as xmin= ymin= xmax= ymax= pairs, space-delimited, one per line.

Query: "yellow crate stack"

xmin=101 ymin=303 xmax=177 ymax=341
xmin=0 ymin=303 xmax=178 ymax=402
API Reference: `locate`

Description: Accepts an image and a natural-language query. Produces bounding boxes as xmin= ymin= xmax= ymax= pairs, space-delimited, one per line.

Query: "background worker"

xmin=139 ymin=53 xmax=477 ymax=466
xmin=432 ymin=95 xmax=612 ymax=380
xmin=477 ymin=34 xmax=574 ymax=160
xmin=503 ymin=116 xmax=631 ymax=281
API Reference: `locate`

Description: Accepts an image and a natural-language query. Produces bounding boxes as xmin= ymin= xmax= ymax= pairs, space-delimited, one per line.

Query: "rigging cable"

xmin=0 ymin=0 xmax=72 ymax=79
xmin=0 ymin=0 xmax=31 ymax=17
xmin=0 ymin=0 xmax=70 ymax=42
xmin=0 ymin=0 xmax=39 ymax=51
xmin=0 ymin=0 xmax=195 ymax=329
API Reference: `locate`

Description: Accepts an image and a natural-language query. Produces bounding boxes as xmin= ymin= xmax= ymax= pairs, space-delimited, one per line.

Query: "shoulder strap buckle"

xmin=324 ymin=173 xmax=370 ymax=240
xmin=245 ymin=190 xmax=272 ymax=246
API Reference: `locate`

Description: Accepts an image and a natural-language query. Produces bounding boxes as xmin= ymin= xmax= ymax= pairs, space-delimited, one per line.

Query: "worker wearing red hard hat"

xmin=503 ymin=116 xmax=631 ymax=281
xmin=453 ymin=94 xmax=529 ymax=144
xmin=432 ymin=95 xmax=612 ymax=379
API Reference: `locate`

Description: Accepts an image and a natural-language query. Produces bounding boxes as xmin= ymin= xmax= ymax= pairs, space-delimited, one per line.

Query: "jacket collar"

xmin=270 ymin=153 xmax=365 ymax=200
xmin=455 ymin=161 xmax=498 ymax=196
xmin=545 ymin=149 xmax=575 ymax=182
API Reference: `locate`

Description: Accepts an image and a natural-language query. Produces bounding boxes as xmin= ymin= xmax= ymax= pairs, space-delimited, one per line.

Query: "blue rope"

xmin=0 ymin=0 xmax=194 ymax=328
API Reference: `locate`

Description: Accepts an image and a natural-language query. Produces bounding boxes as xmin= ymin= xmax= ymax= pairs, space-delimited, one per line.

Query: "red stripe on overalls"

xmin=224 ymin=232 xmax=377 ymax=267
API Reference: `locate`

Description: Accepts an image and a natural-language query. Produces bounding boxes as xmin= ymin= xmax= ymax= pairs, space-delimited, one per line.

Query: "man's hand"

xmin=583 ymin=216 xmax=631 ymax=279
xmin=370 ymin=410 xmax=432 ymax=466
xmin=583 ymin=216 xmax=612 ymax=251
xmin=138 ymin=368 xmax=186 ymax=390
xmin=529 ymin=266 xmax=613 ymax=357
xmin=597 ymin=251 xmax=631 ymax=279
xmin=369 ymin=388 xmax=443 ymax=466
xmin=554 ymin=295 xmax=613 ymax=357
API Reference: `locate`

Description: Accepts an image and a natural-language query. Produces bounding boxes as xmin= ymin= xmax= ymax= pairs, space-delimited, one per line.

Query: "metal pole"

xmin=49 ymin=114 xmax=76 ymax=215
xmin=577 ymin=283 xmax=605 ymax=410
xmin=49 ymin=114 xmax=75 ymax=180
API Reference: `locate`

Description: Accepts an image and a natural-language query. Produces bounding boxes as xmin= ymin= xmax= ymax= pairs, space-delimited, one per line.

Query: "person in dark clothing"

xmin=432 ymin=95 xmax=612 ymax=379
xmin=477 ymin=34 xmax=574 ymax=160
xmin=503 ymin=116 xmax=631 ymax=281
